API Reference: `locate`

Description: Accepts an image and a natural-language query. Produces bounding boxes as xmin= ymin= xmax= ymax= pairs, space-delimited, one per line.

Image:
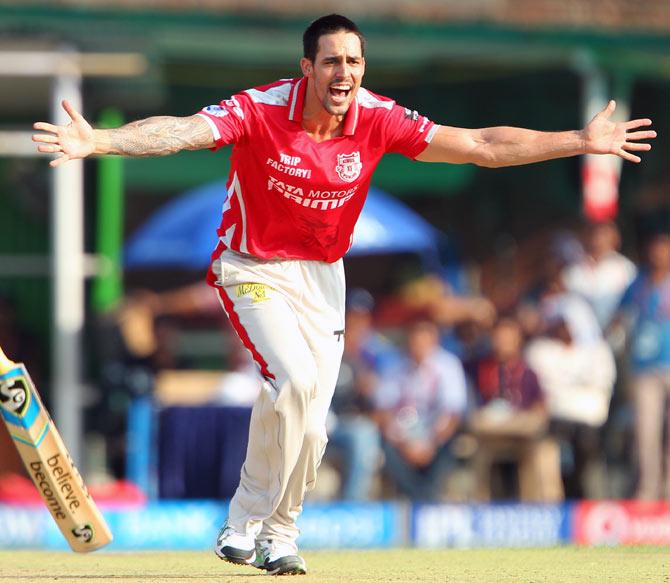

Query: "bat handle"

xmin=0 ymin=345 xmax=15 ymax=375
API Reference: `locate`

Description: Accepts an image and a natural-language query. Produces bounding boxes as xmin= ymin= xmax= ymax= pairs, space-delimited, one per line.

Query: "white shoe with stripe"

xmin=255 ymin=538 xmax=307 ymax=576
xmin=214 ymin=521 xmax=256 ymax=565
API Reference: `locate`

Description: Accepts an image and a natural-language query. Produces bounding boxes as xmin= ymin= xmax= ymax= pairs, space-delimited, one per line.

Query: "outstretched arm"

xmin=416 ymin=100 xmax=656 ymax=167
xmin=33 ymin=100 xmax=216 ymax=168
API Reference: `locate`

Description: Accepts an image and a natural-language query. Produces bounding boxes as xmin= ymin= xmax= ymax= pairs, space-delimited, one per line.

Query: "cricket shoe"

xmin=214 ymin=521 xmax=256 ymax=565
xmin=255 ymin=539 xmax=307 ymax=576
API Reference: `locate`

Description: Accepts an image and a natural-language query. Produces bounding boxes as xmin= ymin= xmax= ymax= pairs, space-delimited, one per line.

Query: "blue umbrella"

xmin=124 ymin=181 xmax=440 ymax=269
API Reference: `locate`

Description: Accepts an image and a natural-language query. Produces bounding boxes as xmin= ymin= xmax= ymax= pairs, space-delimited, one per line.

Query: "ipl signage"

xmin=413 ymin=504 xmax=571 ymax=548
xmin=0 ymin=501 xmax=404 ymax=550
xmin=299 ymin=502 xmax=404 ymax=548
xmin=10 ymin=501 xmax=670 ymax=550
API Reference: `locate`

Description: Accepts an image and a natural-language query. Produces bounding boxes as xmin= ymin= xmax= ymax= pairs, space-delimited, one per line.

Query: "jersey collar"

xmin=288 ymin=77 xmax=359 ymax=136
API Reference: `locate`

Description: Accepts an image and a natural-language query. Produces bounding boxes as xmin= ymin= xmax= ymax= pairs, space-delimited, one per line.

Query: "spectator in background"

xmin=526 ymin=305 xmax=616 ymax=499
xmin=615 ymin=230 xmax=670 ymax=500
xmin=327 ymin=289 xmax=393 ymax=500
xmin=374 ymin=318 xmax=467 ymax=501
xmin=539 ymin=279 xmax=603 ymax=347
xmin=374 ymin=272 xmax=496 ymax=366
xmin=563 ymin=221 xmax=637 ymax=332
xmin=517 ymin=232 xmax=601 ymax=347
xmin=469 ymin=317 xmax=562 ymax=502
xmin=561 ymin=221 xmax=637 ymax=496
xmin=375 ymin=273 xmax=496 ymax=335
xmin=516 ymin=231 xmax=586 ymax=341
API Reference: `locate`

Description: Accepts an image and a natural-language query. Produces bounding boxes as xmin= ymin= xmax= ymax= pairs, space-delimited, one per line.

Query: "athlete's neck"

xmin=301 ymin=109 xmax=344 ymax=142
xmin=302 ymin=82 xmax=345 ymax=142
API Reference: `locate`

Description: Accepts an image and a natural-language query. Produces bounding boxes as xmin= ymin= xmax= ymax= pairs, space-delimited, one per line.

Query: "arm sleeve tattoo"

xmin=96 ymin=115 xmax=216 ymax=157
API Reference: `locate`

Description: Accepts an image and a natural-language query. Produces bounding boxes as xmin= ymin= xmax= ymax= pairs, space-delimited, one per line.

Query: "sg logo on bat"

xmin=0 ymin=374 xmax=30 ymax=418
xmin=72 ymin=524 xmax=95 ymax=544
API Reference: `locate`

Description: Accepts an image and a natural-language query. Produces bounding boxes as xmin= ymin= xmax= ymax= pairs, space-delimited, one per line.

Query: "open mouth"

xmin=329 ymin=85 xmax=352 ymax=104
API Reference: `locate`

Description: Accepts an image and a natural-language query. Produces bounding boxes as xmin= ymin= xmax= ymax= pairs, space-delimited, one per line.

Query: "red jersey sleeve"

xmin=383 ymin=103 xmax=439 ymax=159
xmin=196 ymin=92 xmax=252 ymax=150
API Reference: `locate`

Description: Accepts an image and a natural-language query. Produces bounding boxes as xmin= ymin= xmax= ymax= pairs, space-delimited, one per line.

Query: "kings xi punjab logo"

xmin=335 ymin=152 xmax=362 ymax=183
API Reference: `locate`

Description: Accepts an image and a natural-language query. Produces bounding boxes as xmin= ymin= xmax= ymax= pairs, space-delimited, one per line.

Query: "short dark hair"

xmin=303 ymin=14 xmax=366 ymax=62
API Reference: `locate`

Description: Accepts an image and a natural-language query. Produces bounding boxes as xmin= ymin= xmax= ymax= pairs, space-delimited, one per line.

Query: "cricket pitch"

xmin=0 ymin=547 xmax=668 ymax=582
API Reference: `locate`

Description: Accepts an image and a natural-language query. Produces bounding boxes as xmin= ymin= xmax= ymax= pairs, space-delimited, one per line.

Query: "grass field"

xmin=1 ymin=547 xmax=669 ymax=583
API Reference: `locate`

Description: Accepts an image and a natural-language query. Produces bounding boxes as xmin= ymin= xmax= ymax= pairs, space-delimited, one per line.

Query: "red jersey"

xmin=197 ymin=77 xmax=438 ymax=266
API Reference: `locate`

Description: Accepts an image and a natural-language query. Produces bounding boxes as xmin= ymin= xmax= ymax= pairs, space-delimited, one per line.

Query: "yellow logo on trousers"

xmin=236 ymin=283 xmax=270 ymax=304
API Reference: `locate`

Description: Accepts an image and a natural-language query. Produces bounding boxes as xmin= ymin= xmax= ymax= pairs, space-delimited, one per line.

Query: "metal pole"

xmin=50 ymin=56 xmax=85 ymax=465
xmin=0 ymin=48 xmax=145 ymax=471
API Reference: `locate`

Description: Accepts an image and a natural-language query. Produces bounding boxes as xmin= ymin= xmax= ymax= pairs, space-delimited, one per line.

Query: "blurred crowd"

xmin=4 ymin=218 xmax=670 ymax=504
xmin=322 ymin=218 xmax=670 ymax=502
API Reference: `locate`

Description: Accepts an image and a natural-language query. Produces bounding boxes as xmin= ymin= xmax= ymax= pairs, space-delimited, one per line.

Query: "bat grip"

xmin=0 ymin=345 xmax=15 ymax=375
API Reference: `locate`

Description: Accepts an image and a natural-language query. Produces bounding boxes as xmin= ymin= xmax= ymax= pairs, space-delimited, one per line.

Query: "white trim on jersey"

xmin=196 ymin=112 xmax=221 ymax=141
xmin=351 ymin=98 xmax=359 ymax=132
xmin=220 ymin=171 xmax=250 ymax=254
xmin=221 ymin=224 xmax=236 ymax=249
xmin=232 ymin=172 xmax=250 ymax=254
xmin=288 ymin=78 xmax=303 ymax=121
xmin=245 ymin=82 xmax=292 ymax=107
xmin=357 ymin=87 xmax=394 ymax=110
xmin=220 ymin=181 xmax=235 ymax=248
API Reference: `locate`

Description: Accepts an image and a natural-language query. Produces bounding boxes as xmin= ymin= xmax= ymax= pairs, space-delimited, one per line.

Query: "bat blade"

xmin=0 ymin=347 xmax=113 ymax=552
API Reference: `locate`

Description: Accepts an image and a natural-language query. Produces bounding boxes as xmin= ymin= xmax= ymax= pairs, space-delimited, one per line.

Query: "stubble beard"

xmin=322 ymin=96 xmax=350 ymax=117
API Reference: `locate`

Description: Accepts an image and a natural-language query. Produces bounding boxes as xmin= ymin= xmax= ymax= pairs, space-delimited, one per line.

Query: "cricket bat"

xmin=0 ymin=345 xmax=113 ymax=552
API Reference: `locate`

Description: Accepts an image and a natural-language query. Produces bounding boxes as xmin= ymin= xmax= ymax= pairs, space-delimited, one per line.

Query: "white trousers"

xmin=210 ymin=250 xmax=345 ymax=548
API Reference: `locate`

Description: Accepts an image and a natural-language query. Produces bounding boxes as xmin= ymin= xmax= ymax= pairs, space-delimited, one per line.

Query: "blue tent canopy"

xmin=124 ymin=181 xmax=441 ymax=269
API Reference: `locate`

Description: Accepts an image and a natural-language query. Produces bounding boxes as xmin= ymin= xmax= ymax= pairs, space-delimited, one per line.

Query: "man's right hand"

xmin=32 ymin=100 xmax=95 ymax=167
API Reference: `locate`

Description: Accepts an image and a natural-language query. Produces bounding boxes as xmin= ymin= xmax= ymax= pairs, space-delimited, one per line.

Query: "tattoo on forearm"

xmin=103 ymin=116 xmax=213 ymax=156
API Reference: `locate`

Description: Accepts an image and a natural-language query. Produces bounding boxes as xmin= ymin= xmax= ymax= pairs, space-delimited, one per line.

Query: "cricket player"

xmin=33 ymin=13 xmax=655 ymax=576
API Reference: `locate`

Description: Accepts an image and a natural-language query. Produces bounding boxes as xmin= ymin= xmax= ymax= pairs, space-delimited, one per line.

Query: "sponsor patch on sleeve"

xmin=202 ymin=105 xmax=229 ymax=118
xmin=404 ymin=108 xmax=420 ymax=122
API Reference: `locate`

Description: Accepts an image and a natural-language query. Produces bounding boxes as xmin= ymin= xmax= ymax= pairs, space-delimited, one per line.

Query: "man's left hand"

xmin=583 ymin=100 xmax=656 ymax=163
